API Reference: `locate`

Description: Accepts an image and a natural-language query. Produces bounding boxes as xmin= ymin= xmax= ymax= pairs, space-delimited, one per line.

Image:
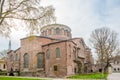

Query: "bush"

xmin=0 ymin=71 xmax=7 ymax=75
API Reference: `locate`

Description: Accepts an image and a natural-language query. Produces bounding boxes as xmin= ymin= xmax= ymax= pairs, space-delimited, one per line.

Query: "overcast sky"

xmin=0 ymin=0 xmax=120 ymax=54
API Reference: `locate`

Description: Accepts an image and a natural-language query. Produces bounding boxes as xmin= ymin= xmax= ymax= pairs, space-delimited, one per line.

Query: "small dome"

xmin=40 ymin=24 xmax=72 ymax=40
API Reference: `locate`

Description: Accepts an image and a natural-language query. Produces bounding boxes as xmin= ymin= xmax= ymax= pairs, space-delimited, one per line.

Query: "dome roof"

xmin=40 ymin=24 xmax=72 ymax=40
xmin=40 ymin=24 xmax=71 ymax=31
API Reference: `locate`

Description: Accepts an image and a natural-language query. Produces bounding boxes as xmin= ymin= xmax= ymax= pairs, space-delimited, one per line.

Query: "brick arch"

xmin=23 ymin=53 xmax=29 ymax=68
xmin=48 ymin=29 xmax=52 ymax=35
xmin=36 ymin=52 xmax=44 ymax=68
xmin=74 ymin=59 xmax=84 ymax=74
xmin=77 ymin=61 xmax=83 ymax=73
xmin=64 ymin=30 xmax=68 ymax=36
xmin=56 ymin=28 xmax=61 ymax=35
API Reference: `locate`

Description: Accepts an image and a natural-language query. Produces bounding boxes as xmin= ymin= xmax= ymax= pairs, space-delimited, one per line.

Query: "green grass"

xmin=0 ymin=73 xmax=108 ymax=80
xmin=68 ymin=73 xmax=108 ymax=79
xmin=0 ymin=76 xmax=47 ymax=80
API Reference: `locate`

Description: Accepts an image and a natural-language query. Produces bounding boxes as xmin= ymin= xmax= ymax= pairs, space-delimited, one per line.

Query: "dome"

xmin=40 ymin=24 xmax=72 ymax=40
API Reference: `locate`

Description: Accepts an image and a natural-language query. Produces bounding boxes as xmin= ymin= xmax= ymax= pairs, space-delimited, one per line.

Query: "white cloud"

xmin=0 ymin=0 xmax=120 ymax=54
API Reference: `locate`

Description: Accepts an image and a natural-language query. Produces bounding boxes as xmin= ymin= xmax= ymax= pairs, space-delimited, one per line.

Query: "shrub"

xmin=0 ymin=71 xmax=7 ymax=75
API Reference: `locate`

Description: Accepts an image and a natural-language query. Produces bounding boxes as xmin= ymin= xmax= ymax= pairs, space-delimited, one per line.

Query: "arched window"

xmin=24 ymin=53 xmax=29 ymax=68
xmin=16 ymin=54 xmax=19 ymax=61
xmin=46 ymin=49 xmax=50 ymax=59
xmin=118 ymin=68 xmax=119 ymax=71
xmin=37 ymin=53 xmax=44 ymax=68
xmin=3 ymin=64 xmax=5 ymax=69
xmin=117 ymin=61 xmax=119 ymax=64
xmin=56 ymin=48 xmax=60 ymax=58
xmin=10 ymin=55 xmax=13 ymax=62
xmin=64 ymin=30 xmax=68 ymax=36
xmin=56 ymin=28 xmax=60 ymax=35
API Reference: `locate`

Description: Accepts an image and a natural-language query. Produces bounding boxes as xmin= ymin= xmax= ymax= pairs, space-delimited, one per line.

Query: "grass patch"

xmin=68 ymin=73 xmax=108 ymax=79
xmin=0 ymin=76 xmax=47 ymax=80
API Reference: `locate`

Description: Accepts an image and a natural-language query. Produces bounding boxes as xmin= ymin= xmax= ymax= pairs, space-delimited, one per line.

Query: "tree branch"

xmin=0 ymin=0 xmax=5 ymax=18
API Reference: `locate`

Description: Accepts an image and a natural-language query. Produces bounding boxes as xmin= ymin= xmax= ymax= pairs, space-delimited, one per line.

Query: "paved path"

xmin=108 ymin=73 xmax=120 ymax=80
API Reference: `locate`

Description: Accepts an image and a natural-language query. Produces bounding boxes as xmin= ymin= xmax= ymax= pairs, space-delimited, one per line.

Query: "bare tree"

xmin=90 ymin=27 xmax=119 ymax=72
xmin=0 ymin=0 xmax=55 ymax=37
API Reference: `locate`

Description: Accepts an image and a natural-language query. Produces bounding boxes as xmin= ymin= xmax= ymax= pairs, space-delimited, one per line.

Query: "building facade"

xmin=7 ymin=24 xmax=94 ymax=77
xmin=0 ymin=58 xmax=6 ymax=71
xmin=110 ymin=56 xmax=120 ymax=73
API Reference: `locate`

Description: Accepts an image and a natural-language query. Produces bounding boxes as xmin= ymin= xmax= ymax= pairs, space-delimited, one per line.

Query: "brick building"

xmin=7 ymin=24 xmax=94 ymax=77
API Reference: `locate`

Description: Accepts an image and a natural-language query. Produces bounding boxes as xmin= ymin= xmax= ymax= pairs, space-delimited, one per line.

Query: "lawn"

xmin=0 ymin=73 xmax=108 ymax=80
xmin=0 ymin=76 xmax=47 ymax=80
xmin=68 ymin=73 xmax=108 ymax=79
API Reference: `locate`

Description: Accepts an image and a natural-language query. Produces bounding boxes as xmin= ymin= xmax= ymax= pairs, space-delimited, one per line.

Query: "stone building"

xmin=0 ymin=58 xmax=6 ymax=71
xmin=93 ymin=55 xmax=120 ymax=73
xmin=110 ymin=55 xmax=120 ymax=72
xmin=7 ymin=24 xmax=94 ymax=77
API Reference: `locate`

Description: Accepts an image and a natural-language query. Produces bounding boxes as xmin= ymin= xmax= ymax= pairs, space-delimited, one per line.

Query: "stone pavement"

xmin=107 ymin=73 xmax=120 ymax=80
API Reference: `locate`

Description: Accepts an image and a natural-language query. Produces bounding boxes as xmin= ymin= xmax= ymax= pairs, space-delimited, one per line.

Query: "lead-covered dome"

xmin=40 ymin=24 xmax=72 ymax=40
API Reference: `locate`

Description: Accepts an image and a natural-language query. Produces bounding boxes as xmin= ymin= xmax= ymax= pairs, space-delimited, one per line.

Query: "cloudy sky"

xmin=0 ymin=0 xmax=120 ymax=54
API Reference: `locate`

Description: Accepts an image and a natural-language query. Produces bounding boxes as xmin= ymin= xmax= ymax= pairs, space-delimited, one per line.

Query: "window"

xmin=64 ymin=30 xmax=67 ymax=36
xmin=56 ymin=28 xmax=60 ymax=35
xmin=66 ymin=30 xmax=69 ymax=37
xmin=68 ymin=45 xmax=71 ymax=58
xmin=118 ymin=68 xmax=119 ymax=71
xmin=15 ymin=69 xmax=18 ymax=71
xmin=54 ymin=65 xmax=58 ymax=71
xmin=24 ymin=53 xmax=29 ymax=68
xmin=16 ymin=54 xmax=19 ymax=61
xmin=3 ymin=64 xmax=5 ymax=69
xmin=56 ymin=48 xmax=60 ymax=58
xmin=114 ymin=68 xmax=116 ymax=71
xmin=117 ymin=61 xmax=119 ymax=64
xmin=10 ymin=55 xmax=13 ymax=62
xmin=46 ymin=49 xmax=50 ymax=59
xmin=37 ymin=53 xmax=44 ymax=68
